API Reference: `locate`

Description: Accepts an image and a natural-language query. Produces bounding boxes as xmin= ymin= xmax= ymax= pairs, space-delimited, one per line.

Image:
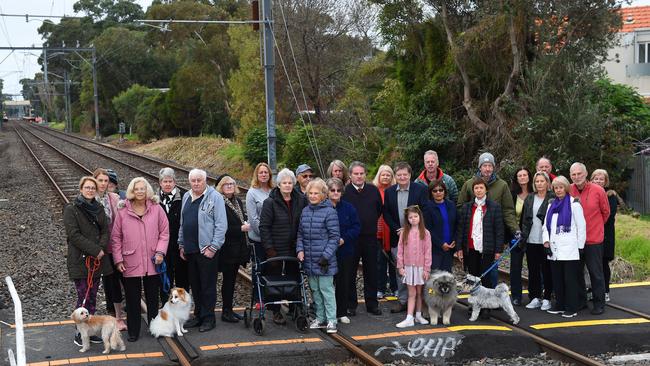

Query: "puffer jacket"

xmin=457 ymin=173 xmax=518 ymax=235
xmin=542 ymin=197 xmax=586 ymax=261
xmin=111 ymin=199 xmax=170 ymax=278
xmin=260 ymin=187 xmax=307 ymax=257
xmin=296 ymin=200 xmax=340 ymax=276
xmin=456 ymin=199 xmax=504 ymax=257
xmin=334 ymin=200 xmax=361 ymax=259
xmin=520 ymin=191 xmax=554 ymax=244
xmin=63 ymin=201 xmax=113 ymax=280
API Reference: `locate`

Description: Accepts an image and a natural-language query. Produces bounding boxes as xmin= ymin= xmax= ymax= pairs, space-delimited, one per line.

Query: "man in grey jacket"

xmin=178 ymin=168 xmax=227 ymax=332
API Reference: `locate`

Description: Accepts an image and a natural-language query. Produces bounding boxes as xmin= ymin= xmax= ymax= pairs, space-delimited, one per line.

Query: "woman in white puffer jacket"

xmin=542 ymin=176 xmax=586 ymax=318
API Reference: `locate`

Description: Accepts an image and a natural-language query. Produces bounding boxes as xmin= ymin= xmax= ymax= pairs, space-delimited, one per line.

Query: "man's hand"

xmin=297 ymin=251 xmax=304 ymax=261
xmin=180 ymin=248 xmax=186 ymax=261
xmin=495 ymin=253 xmax=501 ymax=260
xmin=204 ymin=247 xmax=216 ymax=259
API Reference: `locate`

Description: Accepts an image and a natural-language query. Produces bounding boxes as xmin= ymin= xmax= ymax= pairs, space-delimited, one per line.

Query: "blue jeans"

xmin=377 ymin=242 xmax=397 ymax=294
xmin=309 ymin=275 xmax=336 ymax=323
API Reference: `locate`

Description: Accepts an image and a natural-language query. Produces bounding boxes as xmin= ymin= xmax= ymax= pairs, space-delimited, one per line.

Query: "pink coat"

xmin=397 ymin=229 xmax=432 ymax=270
xmin=103 ymin=192 xmax=120 ymax=253
xmin=111 ymin=199 xmax=169 ymax=278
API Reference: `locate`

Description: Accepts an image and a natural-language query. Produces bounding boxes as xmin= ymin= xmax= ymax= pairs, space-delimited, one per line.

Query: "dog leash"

xmin=467 ymin=238 xmax=521 ymax=293
xmin=82 ymin=256 xmax=101 ymax=307
xmin=154 ymin=257 xmax=171 ymax=295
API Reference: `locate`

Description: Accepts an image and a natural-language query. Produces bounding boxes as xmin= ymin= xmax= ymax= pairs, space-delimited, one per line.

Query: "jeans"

xmin=578 ymin=243 xmax=606 ymax=309
xmin=74 ymin=277 xmax=100 ymax=314
xmin=309 ymin=275 xmax=337 ymax=323
xmin=377 ymin=242 xmax=397 ymax=294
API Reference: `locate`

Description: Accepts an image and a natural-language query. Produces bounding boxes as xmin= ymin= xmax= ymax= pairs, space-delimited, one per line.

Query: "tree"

xmin=112 ymin=84 xmax=158 ymax=128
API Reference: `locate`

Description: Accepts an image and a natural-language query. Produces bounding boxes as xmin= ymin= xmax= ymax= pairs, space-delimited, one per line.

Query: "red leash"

xmin=81 ymin=256 xmax=101 ymax=307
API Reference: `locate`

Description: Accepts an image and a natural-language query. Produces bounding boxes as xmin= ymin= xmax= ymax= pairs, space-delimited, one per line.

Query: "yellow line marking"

xmin=531 ymin=317 xmax=650 ymax=330
xmin=447 ymin=325 xmax=512 ymax=332
xmin=610 ymin=281 xmax=650 ymax=288
xmin=200 ymin=337 xmax=322 ymax=351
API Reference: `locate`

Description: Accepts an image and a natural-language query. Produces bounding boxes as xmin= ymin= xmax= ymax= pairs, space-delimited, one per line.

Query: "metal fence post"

xmin=5 ymin=276 xmax=26 ymax=366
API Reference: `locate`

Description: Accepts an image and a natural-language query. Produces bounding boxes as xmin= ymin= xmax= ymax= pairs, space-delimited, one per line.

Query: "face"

xmin=378 ymin=170 xmax=392 ymax=186
xmin=297 ymin=171 xmax=313 ymax=189
xmin=279 ymin=177 xmax=294 ymax=194
xmin=190 ymin=175 xmax=207 ymax=195
xmin=395 ymin=168 xmax=411 ymax=186
xmin=221 ymin=180 xmax=235 ymax=197
xmin=430 ymin=185 xmax=446 ymax=202
xmin=133 ymin=181 xmax=147 ymax=201
xmin=424 ymin=154 xmax=439 ymax=173
xmin=516 ymin=170 xmax=529 ymax=186
xmin=257 ymin=166 xmax=270 ymax=185
xmin=553 ymin=184 xmax=566 ymax=198
xmin=331 ymin=165 xmax=343 ymax=179
xmin=328 ymin=185 xmax=342 ymax=202
xmin=537 ymin=159 xmax=552 ymax=174
xmin=407 ymin=211 xmax=420 ymax=226
xmin=534 ymin=175 xmax=548 ymax=193
xmin=307 ymin=187 xmax=324 ymax=205
xmin=107 ymin=182 xmax=117 ymax=193
xmin=592 ymin=173 xmax=606 ymax=188
xmin=170 ymin=288 xmax=187 ymax=305
xmin=570 ymin=166 xmax=587 ymax=186
xmin=81 ymin=181 xmax=97 ymax=200
xmin=479 ymin=163 xmax=494 ymax=179
xmin=350 ymin=166 xmax=366 ymax=186
xmin=473 ymin=183 xmax=487 ymax=199
xmin=95 ymin=174 xmax=109 ymax=194
xmin=72 ymin=307 xmax=89 ymax=322
xmin=160 ymin=177 xmax=176 ymax=194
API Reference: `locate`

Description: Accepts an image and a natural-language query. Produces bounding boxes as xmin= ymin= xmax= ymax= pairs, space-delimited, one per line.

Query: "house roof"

xmin=620 ymin=6 xmax=650 ymax=33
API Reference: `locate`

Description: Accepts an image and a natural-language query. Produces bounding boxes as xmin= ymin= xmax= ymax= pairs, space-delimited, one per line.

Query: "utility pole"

xmin=43 ymin=46 xmax=49 ymax=123
xmin=261 ymin=0 xmax=277 ymax=174
xmin=92 ymin=48 xmax=100 ymax=140
xmin=63 ymin=70 xmax=71 ymax=132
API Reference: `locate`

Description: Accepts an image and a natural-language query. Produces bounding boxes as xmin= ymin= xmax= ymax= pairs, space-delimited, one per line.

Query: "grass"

xmin=48 ymin=122 xmax=65 ymax=131
xmin=615 ymin=214 xmax=650 ymax=280
xmin=106 ymin=133 xmax=139 ymax=142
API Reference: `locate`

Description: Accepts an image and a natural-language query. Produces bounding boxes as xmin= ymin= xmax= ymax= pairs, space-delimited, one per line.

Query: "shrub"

xmin=243 ymin=125 xmax=286 ymax=167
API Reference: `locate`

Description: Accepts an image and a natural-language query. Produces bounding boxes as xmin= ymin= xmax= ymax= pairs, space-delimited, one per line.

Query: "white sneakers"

xmin=540 ymin=299 xmax=552 ymax=311
xmin=526 ymin=298 xmax=541 ymax=309
xmin=415 ymin=313 xmax=429 ymax=325
xmin=396 ymin=312 xmax=429 ymax=328
xmin=338 ymin=316 xmax=350 ymax=324
xmin=309 ymin=319 xmax=326 ymax=329
xmin=326 ymin=321 xmax=337 ymax=334
xmin=605 ymin=292 xmax=610 ymax=302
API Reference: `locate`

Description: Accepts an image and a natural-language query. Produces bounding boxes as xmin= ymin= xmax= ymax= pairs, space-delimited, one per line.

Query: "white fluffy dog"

xmin=149 ymin=287 xmax=192 ymax=338
xmin=71 ymin=307 xmax=125 ymax=354
xmin=423 ymin=271 xmax=458 ymax=325
xmin=462 ymin=274 xmax=520 ymax=324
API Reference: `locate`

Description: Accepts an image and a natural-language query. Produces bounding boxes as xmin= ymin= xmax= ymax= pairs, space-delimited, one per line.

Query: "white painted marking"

xmin=610 ymin=353 xmax=650 ymax=363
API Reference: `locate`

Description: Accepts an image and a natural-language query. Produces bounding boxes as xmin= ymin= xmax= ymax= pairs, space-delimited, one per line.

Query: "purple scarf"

xmin=546 ymin=195 xmax=572 ymax=235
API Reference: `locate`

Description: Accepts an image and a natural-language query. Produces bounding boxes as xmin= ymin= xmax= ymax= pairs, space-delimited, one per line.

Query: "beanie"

xmin=478 ymin=152 xmax=495 ymax=169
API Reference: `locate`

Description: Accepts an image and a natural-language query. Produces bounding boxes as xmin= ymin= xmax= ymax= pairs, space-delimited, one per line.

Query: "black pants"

xmin=509 ymin=246 xmax=525 ymax=301
xmin=123 ymin=275 xmax=160 ymax=338
xmin=526 ymin=244 xmax=553 ymax=300
xmin=550 ymin=260 xmax=580 ymax=313
xmin=102 ymin=256 xmax=124 ymax=311
xmin=220 ymin=263 xmax=239 ymax=312
xmin=161 ymin=241 xmax=189 ymax=303
xmin=187 ymin=252 xmax=219 ymax=323
xmin=348 ymin=236 xmax=379 ymax=312
xmin=465 ymin=249 xmax=495 ymax=288
xmin=335 ymin=256 xmax=355 ymax=318
xmin=578 ymin=243 xmax=606 ymax=309
xmin=250 ymin=240 xmax=266 ymax=303
xmin=603 ymin=257 xmax=612 ymax=293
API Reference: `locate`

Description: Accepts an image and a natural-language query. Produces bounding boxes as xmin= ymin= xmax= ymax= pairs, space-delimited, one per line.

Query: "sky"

xmin=1 ymin=0 xmax=650 ymax=99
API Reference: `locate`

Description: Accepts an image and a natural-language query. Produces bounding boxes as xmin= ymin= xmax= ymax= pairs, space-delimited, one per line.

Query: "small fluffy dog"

xmin=71 ymin=307 xmax=126 ymax=354
xmin=149 ymin=287 xmax=192 ymax=338
xmin=423 ymin=271 xmax=458 ymax=325
xmin=462 ymin=274 xmax=520 ymax=324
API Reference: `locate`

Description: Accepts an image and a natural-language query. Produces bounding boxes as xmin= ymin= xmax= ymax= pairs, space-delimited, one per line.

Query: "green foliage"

xmin=282 ymin=123 xmax=329 ymax=176
xmin=243 ymin=125 xmax=286 ymax=167
xmin=134 ymin=93 xmax=168 ymax=142
xmin=112 ymin=84 xmax=158 ymax=127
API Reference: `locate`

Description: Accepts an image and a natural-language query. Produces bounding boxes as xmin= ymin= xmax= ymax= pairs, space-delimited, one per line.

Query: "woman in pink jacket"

xmin=111 ymin=177 xmax=169 ymax=342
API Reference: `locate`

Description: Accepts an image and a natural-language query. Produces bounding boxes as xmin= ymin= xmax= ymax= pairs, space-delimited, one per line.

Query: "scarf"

xmin=97 ymin=193 xmax=112 ymax=224
xmin=160 ymin=188 xmax=177 ymax=214
xmin=224 ymin=196 xmax=249 ymax=245
xmin=546 ymin=194 xmax=572 ymax=235
xmin=471 ymin=197 xmax=486 ymax=253
xmin=75 ymin=194 xmax=102 ymax=224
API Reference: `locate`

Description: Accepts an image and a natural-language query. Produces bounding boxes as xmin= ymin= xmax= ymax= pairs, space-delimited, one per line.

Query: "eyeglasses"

xmin=329 ymin=189 xmax=342 ymax=193
xmin=302 ymin=174 xmax=314 ymax=179
xmin=82 ymin=186 xmax=97 ymax=191
xmin=223 ymin=183 xmax=235 ymax=187
xmin=431 ymin=189 xmax=445 ymax=193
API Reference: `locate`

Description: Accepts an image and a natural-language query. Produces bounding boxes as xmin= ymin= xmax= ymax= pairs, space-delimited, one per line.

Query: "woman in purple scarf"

xmin=542 ymin=176 xmax=586 ymax=318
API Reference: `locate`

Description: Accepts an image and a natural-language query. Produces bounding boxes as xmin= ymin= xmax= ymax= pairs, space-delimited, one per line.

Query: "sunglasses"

xmin=329 ymin=188 xmax=342 ymax=193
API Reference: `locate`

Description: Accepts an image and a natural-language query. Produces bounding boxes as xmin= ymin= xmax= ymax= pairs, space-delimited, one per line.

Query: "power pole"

xmin=261 ymin=0 xmax=277 ymax=174
xmin=63 ymin=70 xmax=71 ymax=132
xmin=92 ymin=48 xmax=100 ymax=140
xmin=43 ymin=46 xmax=49 ymax=123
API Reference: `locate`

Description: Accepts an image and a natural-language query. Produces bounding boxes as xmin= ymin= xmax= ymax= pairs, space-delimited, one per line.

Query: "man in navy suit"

xmin=382 ymin=162 xmax=429 ymax=313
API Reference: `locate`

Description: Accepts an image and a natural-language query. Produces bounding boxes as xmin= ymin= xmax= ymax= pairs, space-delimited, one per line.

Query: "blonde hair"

xmin=78 ymin=176 xmax=98 ymax=191
xmin=551 ymin=175 xmax=571 ymax=191
xmin=591 ymin=169 xmax=609 ymax=187
xmin=250 ymin=162 xmax=275 ymax=189
xmin=217 ymin=175 xmax=240 ymax=195
xmin=372 ymin=164 xmax=396 ymax=187
xmin=401 ymin=205 xmax=426 ymax=244
xmin=125 ymin=177 xmax=158 ymax=202
xmin=326 ymin=160 xmax=349 ymax=183
xmin=305 ymin=178 xmax=328 ymax=203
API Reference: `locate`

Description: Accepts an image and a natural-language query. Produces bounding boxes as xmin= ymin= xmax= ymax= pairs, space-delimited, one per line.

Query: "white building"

xmin=603 ymin=6 xmax=650 ymax=101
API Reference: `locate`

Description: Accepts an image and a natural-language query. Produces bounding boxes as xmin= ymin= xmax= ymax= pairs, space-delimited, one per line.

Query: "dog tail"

xmin=495 ymin=283 xmax=510 ymax=297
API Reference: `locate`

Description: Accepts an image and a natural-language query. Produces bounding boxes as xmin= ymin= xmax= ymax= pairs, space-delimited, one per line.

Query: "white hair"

xmin=276 ymin=168 xmax=296 ymax=185
xmin=125 ymin=177 xmax=158 ymax=202
xmin=423 ymin=150 xmax=439 ymax=159
xmin=188 ymin=168 xmax=207 ymax=181
xmin=570 ymin=162 xmax=587 ymax=174
xmin=159 ymin=167 xmax=176 ymax=182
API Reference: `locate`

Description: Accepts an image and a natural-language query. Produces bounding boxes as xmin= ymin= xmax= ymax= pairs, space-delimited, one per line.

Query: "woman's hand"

xmin=442 ymin=243 xmax=450 ymax=252
xmin=204 ymin=247 xmax=216 ymax=259
xmin=543 ymin=241 xmax=550 ymax=248
xmin=399 ymin=268 xmax=405 ymax=277
xmin=154 ymin=253 xmax=164 ymax=265
xmin=338 ymin=238 xmax=344 ymax=246
xmin=116 ymin=262 xmax=126 ymax=273
xmin=241 ymin=222 xmax=251 ymax=232
xmin=180 ymin=248 xmax=186 ymax=261
xmin=297 ymin=251 xmax=304 ymax=261
xmin=423 ymin=270 xmax=430 ymax=281
xmin=455 ymin=250 xmax=463 ymax=260
xmin=96 ymin=250 xmax=105 ymax=260
xmin=495 ymin=253 xmax=501 ymax=260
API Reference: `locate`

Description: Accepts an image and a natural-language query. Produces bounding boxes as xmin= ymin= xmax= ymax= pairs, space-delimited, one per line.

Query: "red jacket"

xmin=569 ymin=182 xmax=610 ymax=245
xmin=111 ymin=199 xmax=169 ymax=277
xmin=376 ymin=186 xmax=391 ymax=251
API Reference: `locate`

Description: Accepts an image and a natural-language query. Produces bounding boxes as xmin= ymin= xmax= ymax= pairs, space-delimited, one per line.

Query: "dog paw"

xmin=119 ymin=346 xmax=126 ymax=351
xmin=181 ymin=328 xmax=188 ymax=333
xmin=79 ymin=349 xmax=87 ymax=353
xmin=102 ymin=350 xmax=110 ymax=354
xmin=442 ymin=321 xmax=450 ymax=326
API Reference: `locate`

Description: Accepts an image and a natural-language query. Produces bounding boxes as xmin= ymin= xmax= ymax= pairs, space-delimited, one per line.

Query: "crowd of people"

xmin=64 ymin=151 xmax=618 ymax=343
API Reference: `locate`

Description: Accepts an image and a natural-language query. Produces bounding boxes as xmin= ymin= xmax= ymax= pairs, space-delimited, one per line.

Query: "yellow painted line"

xmin=27 ymin=352 xmax=163 ymax=366
xmin=610 ymin=281 xmax=650 ymax=288
xmin=531 ymin=317 xmax=650 ymax=330
xmin=447 ymin=325 xmax=512 ymax=332
xmin=200 ymin=337 xmax=322 ymax=351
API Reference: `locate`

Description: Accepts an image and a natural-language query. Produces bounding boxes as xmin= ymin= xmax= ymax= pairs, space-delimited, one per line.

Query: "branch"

xmin=492 ymin=5 xmax=522 ymax=122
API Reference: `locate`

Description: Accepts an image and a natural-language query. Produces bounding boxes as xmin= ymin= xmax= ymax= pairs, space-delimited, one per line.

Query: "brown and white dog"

xmin=149 ymin=287 xmax=192 ymax=338
xmin=71 ymin=307 xmax=126 ymax=354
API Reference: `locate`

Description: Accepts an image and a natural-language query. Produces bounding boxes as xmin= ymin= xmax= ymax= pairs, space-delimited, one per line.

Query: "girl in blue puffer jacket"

xmin=297 ymin=178 xmax=340 ymax=334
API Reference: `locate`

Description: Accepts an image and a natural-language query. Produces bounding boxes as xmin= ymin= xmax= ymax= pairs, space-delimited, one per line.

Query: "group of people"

xmin=64 ymin=149 xmax=618 ymax=344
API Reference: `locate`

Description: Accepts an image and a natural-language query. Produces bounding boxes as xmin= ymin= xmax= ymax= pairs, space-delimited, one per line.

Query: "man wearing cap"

xmin=457 ymin=152 xmax=519 ymax=286
xmin=415 ymin=150 xmax=458 ymax=203
xmin=295 ymin=164 xmax=314 ymax=195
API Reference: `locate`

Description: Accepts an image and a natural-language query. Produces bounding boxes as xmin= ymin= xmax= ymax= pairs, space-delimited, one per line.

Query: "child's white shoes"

xmin=396 ymin=315 xmax=415 ymax=328
xmin=415 ymin=312 xmax=429 ymax=325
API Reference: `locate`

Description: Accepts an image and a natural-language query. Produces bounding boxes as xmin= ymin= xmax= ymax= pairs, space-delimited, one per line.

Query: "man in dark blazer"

xmin=382 ymin=162 xmax=429 ymax=313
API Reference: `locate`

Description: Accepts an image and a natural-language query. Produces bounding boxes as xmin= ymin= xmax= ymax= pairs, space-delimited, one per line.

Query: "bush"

xmin=243 ymin=125 xmax=286 ymax=167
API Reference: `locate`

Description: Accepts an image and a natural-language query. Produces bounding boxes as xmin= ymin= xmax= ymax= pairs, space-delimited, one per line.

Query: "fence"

xmin=627 ymin=155 xmax=650 ymax=215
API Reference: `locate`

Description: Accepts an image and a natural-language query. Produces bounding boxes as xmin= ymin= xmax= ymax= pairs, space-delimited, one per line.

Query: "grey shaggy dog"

xmin=423 ymin=271 xmax=458 ymax=325
xmin=463 ymin=274 xmax=520 ymax=324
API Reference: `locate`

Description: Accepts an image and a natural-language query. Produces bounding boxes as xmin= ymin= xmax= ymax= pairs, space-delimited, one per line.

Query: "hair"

xmin=570 ymin=162 xmax=587 ymax=174
xmin=372 ymin=164 xmax=396 ymax=187
xmin=326 ymin=160 xmax=349 ymax=183
xmin=536 ymin=156 xmax=552 ymax=168
xmin=126 ymin=177 xmax=157 ymax=202
xmin=276 ymin=168 xmax=296 ymax=185
xmin=251 ymin=162 xmax=276 ymax=189
xmin=92 ymin=168 xmax=109 ymax=179
xmin=326 ymin=177 xmax=344 ymax=191
xmin=551 ymin=175 xmax=571 ymax=191
xmin=348 ymin=161 xmax=366 ymax=175
xmin=159 ymin=167 xmax=176 ymax=182
xmin=394 ymin=161 xmax=412 ymax=175
xmin=78 ymin=176 xmax=99 ymax=191
xmin=428 ymin=179 xmax=447 ymax=199
xmin=471 ymin=177 xmax=487 ymax=190
xmin=423 ymin=150 xmax=439 ymax=160
xmin=590 ymin=169 xmax=609 ymax=187
xmin=188 ymin=168 xmax=207 ymax=181
xmin=532 ymin=171 xmax=551 ymax=191
xmin=510 ymin=167 xmax=533 ymax=195
xmin=305 ymin=178 xmax=328 ymax=202
xmin=216 ymin=175 xmax=240 ymax=195
xmin=401 ymin=205 xmax=426 ymax=244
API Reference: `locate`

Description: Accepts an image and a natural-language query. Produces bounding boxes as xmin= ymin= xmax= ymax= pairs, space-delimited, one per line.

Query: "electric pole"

xmin=261 ymin=0 xmax=277 ymax=174
xmin=92 ymin=48 xmax=100 ymax=140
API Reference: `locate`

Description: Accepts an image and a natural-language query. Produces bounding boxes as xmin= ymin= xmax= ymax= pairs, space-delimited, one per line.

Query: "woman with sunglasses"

xmin=327 ymin=178 xmax=361 ymax=324
xmin=422 ymin=179 xmax=457 ymax=272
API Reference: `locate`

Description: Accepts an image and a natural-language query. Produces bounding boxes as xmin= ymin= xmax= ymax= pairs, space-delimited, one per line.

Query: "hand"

xmin=339 ymin=238 xmax=344 ymax=246
xmin=154 ymin=253 xmax=164 ymax=265
xmin=96 ymin=250 xmax=105 ymax=260
xmin=423 ymin=271 xmax=430 ymax=281
xmin=399 ymin=268 xmax=405 ymax=277
xmin=442 ymin=243 xmax=450 ymax=252
xmin=297 ymin=251 xmax=305 ymax=261
xmin=204 ymin=247 xmax=216 ymax=259
xmin=318 ymin=257 xmax=329 ymax=273
xmin=543 ymin=242 xmax=550 ymax=248
xmin=449 ymin=241 xmax=456 ymax=249
xmin=116 ymin=262 xmax=126 ymax=273
xmin=514 ymin=230 xmax=522 ymax=241
xmin=396 ymin=228 xmax=403 ymax=236
xmin=241 ymin=223 xmax=251 ymax=232
xmin=495 ymin=253 xmax=501 ymax=260
xmin=455 ymin=251 xmax=463 ymax=260
xmin=180 ymin=248 xmax=186 ymax=261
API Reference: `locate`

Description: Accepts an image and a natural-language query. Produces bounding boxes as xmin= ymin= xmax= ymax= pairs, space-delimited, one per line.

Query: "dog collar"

xmin=469 ymin=283 xmax=481 ymax=294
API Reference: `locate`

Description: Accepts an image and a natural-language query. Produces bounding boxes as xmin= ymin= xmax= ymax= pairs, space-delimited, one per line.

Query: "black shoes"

xmin=90 ymin=335 xmax=103 ymax=344
xmin=347 ymin=309 xmax=356 ymax=317
xmin=390 ymin=303 xmax=407 ymax=314
xmin=127 ymin=335 xmax=138 ymax=342
xmin=368 ymin=308 xmax=382 ymax=316
xmin=221 ymin=312 xmax=239 ymax=323
xmin=232 ymin=312 xmax=243 ymax=320
xmin=512 ymin=298 xmax=522 ymax=306
xmin=74 ymin=333 xmax=82 ymax=346
xmin=185 ymin=318 xmax=202 ymax=328
xmin=199 ymin=321 xmax=216 ymax=332
xmin=590 ymin=307 xmax=605 ymax=315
